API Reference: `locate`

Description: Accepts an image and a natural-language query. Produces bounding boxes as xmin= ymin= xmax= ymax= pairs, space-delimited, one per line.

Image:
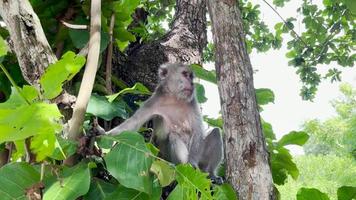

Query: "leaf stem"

xmin=0 ymin=63 xmax=30 ymax=105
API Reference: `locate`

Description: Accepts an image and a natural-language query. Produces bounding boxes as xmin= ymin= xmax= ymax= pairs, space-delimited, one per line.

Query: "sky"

xmin=201 ymin=0 xmax=356 ymax=154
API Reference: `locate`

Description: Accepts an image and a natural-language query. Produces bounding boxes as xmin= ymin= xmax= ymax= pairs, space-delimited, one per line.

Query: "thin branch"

xmin=261 ymin=0 xmax=309 ymax=48
xmin=64 ymin=0 xmax=101 ymax=166
xmin=105 ymin=13 xmax=115 ymax=94
xmin=61 ymin=20 xmax=88 ymax=30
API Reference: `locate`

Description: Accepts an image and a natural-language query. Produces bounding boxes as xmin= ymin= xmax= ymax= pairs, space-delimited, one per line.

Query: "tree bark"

xmin=207 ymin=1 xmax=275 ymax=199
xmin=114 ymin=0 xmax=207 ymax=90
xmin=0 ymin=0 xmax=57 ymax=86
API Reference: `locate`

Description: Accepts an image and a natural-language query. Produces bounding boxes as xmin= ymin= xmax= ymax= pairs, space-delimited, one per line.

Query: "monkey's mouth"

xmin=183 ymin=88 xmax=193 ymax=95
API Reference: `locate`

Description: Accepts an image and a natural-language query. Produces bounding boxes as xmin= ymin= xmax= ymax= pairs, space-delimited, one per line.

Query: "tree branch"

xmin=64 ymin=0 xmax=101 ymax=166
xmin=0 ymin=0 xmax=57 ymax=86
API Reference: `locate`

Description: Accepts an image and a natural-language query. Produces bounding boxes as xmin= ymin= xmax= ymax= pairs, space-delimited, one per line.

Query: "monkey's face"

xmin=159 ymin=64 xmax=195 ymax=102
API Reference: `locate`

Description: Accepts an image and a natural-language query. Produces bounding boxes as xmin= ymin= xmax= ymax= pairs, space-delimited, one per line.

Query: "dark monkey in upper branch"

xmin=98 ymin=63 xmax=223 ymax=181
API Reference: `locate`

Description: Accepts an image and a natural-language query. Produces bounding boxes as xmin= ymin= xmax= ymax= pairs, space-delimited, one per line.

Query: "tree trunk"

xmin=207 ymin=1 xmax=275 ymax=199
xmin=0 ymin=0 xmax=57 ymax=86
xmin=114 ymin=0 xmax=207 ymax=90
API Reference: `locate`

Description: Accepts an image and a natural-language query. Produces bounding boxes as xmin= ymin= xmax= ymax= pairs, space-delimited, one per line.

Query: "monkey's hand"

xmin=209 ymin=175 xmax=224 ymax=185
xmin=92 ymin=119 xmax=107 ymax=135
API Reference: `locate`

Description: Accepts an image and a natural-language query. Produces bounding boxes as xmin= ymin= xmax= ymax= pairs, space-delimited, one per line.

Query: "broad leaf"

xmin=0 ymin=101 xmax=62 ymax=143
xmin=103 ymin=132 xmax=154 ymax=194
xmin=40 ymin=51 xmax=85 ymax=99
xmin=30 ymin=133 xmax=56 ymax=161
xmin=43 ymin=162 xmax=91 ymax=200
xmin=195 ymin=83 xmax=208 ymax=103
xmin=277 ymin=131 xmax=309 ymax=147
xmin=0 ymin=162 xmax=40 ymax=200
xmin=262 ymin=120 xmax=276 ymax=140
xmin=168 ymin=164 xmax=212 ymax=200
xmin=107 ymin=83 xmax=151 ymax=102
xmin=150 ymin=160 xmax=175 ymax=187
xmin=271 ymin=147 xmax=299 ymax=185
xmin=51 ymin=136 xmax=77 ymax=160
xmin=213 ymin=184 xmax=238 ymax=200
xmin=337 ymin=186 xmax=356 ymax=200
xmin=83 ymin=178 xmax=117 ymax=200
xmin=256 ymin=88 xmax=275 ymax=105
xmin=87 ymin=94 xmax=128 ymax=120
xmin=296 ymin=188 xmax=330 ymax=200
xmin=191 ymin=64 xmax=217 ymax=84
xmin=203 ymin=116 xmax=223 ymax=129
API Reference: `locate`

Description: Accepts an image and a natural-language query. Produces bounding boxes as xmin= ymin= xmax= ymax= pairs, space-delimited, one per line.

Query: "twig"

xmin=261 ymin=0 xmax=309 ymax=48
xmin=64 ymin=0 xmax=101 ymax=166
xmin=61 ymin=20 xmax=88 ymax=30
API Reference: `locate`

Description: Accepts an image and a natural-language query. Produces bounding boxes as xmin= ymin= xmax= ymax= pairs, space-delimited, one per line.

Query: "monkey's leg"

xmin=168 ymin=133 xmax=189 ymax=164
xmin=198 ymin=128 xmax=223 ymax=184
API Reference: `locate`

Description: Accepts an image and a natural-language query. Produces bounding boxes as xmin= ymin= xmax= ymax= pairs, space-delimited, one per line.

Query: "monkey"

xmin=96 ymin=63 xmax=223 ymax=183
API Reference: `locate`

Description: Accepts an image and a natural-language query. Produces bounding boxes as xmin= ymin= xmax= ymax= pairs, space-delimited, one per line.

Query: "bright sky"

xmin=201 ymin=0 xmax=356 ymax=154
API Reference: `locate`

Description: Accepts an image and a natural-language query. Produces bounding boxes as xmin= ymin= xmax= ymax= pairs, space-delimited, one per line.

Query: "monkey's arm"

xmin=96 ymin=100 xmax=158 ymax=135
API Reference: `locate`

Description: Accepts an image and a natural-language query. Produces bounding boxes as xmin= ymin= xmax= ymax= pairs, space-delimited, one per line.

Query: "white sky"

xmin=201 ymin=0 xmax=356 ymax=154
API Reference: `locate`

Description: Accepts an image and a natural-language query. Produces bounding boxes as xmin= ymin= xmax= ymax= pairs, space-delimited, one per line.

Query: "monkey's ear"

xmin=158 ymin=64 xmax=168 ymax=79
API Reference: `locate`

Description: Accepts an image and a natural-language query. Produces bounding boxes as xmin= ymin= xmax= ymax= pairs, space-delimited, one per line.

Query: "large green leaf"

xmin=337 ymin=186 xmax=356 ymax=200
xmin=43 ymin=162 xmax=91 ymax=200
xmin=103 ymin=132 xmax=154 ymax=194
xmin=277 ymin=131 xmax=309 ymax=147
xmin=105 ymin=182 xmax=161 ymax=200
xmin=262 ymin=120 xmax=276 ymax=140
xmin=87 ymin=94 xmax=128 ymax=120
xmin=107 ymin=83 xmax=151 ymax=102
xmin=0 ymin=101 xmax=62 ymax=143
xmin=191 ymin=64 xmax=217 ymax=84
xmin=150 ymin=160 xmax=175 ymax=187
xmin=203 ymin=116 xmax=223 ymax=129
xmin=30 ymin=133 xmax=56 ymax=161
xmin=0 ymin=162 xmax=40 ymax=200
xmin=213 ymin=184 xmax=238 ymax=200
xmin=168 ymin=164 xmax=212 ymax=200
xmin=256 ymin=88 xmax=275 ymax=105
xmin=40 ymin=51 xmax=85 ymax=99
xmin=83 ymin=178 xmax=117 ymax=200
xmin=296 ymin=188 xmax=330 ymax=200
xmin=195 ymin=83 xmax=208 ymax=103
xmin=271 ymin=147 xmax=299 ymax=185
xmin=69 ymin=29 xmax=109 ymax=52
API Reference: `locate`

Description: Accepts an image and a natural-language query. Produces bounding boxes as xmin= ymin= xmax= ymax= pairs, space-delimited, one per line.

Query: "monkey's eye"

xmin=182 ymin=71 xmax=189 ymax=78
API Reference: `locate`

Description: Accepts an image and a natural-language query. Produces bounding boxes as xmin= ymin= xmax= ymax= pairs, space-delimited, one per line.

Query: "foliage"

xmin=277 ymin=155 xmax=356 ymax=200
xmin=303 ymin=83 xmax=356 ymax=157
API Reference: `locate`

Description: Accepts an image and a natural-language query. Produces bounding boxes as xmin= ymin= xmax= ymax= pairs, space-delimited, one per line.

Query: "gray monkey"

xmin=97 ymin=63 xmax=223 ymax=182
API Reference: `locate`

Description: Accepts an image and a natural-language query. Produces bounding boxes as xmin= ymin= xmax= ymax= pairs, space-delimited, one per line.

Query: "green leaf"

xmin=40 ymin=51 xmax=85 ymax=99
xmin=203 ymin=116 xmax=223 ymax=129
xmin=195 ymin=83 xmax=208 ymax=103
xmin=103 ymin=132 xmax=154 ymax=194
xmin=87 ymin=94 xmax=128 ymax=121
xmin=105 ymin=185 xmax=149 ymax=200
xmin=337 ymin=186 xmax=356 ymax=200
xmin=115 ymin=28 xmax=136 ymax=42
xmin=271 ymin=147 xmax=299 ymax=185
xmin=256 ymin=88 xmax=275 ymax=105
xmin=277 ymin=131 xmax=309 ymax=147
xmin=0 ymin=36 xmax=7 ymax=62
xmin=83 ymin=178 xmax=117 ymax=200
xmin=107 ymin=83 xmax=151 ymax=102
xmin=262 ymin=120 xmax=276 ymax=140
xmin=43 ymin=162 xmax=91 ymax=200
xmin=168 ymin=164 xmax=212 ymax=200
xmin=191 ymin=64 xmax=217 ymax=84
xmin=69 ymin=28 xmax=110 ymax=52
xmin=0 ymin=162 xmax=40 ymax=200
xmin=30 ymin=133 xmax=56 ymax=161
xmin=296 ymin=188 xmax=330 ymax=200
xmin=213 ymin=184 xmax=238 ymax=200
xmin=150 ymin=160 xmax=175 ymax=187
xmin=344 ymin=0 xmax=356 ymax=15
xmin=50 ymin=136 xmax=77 ymax=160
xmin=0 ymin=101 xmax=62 ymax=143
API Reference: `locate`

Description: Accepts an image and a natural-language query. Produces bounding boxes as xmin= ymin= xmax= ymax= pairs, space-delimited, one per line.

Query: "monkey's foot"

xmin=209 ymin=175 xmax=224 ymax=185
